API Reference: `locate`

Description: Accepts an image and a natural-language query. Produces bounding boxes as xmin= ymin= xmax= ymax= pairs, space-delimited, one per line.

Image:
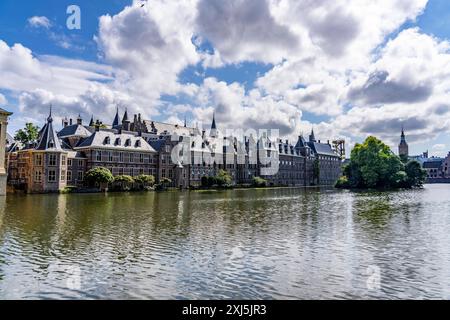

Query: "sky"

xmin=1 ymin=0 xmax=450 ymax=157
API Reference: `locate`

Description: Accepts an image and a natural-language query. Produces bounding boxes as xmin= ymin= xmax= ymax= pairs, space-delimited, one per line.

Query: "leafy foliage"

xmin=14 ymin=123 xmax=39 ymax=145
xmin=135 ymin=175 xmax=155 ymax=189
xmin=85 ymin=167 xmax=114 ymax=187
xmin=337 ymin=136 xmax=426 ymax=189
xmin=201 ymin=170 xmax=232 ymax=188
xmin=252 ymin=176 xmax=268 ymax=188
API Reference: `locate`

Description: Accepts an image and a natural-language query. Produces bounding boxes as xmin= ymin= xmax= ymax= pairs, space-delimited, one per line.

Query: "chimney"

xmin=95 ymin=120 xmax=100 ymax=132
xmin=69 ymin=119 xmax=73 ymax=126
xmin=327 ymin=140 xmax=330 ymax=145
xmin=138 ymin=113 xmax=141 ymax=123
xmin=63 ymin=118 xmax=69 ymax=128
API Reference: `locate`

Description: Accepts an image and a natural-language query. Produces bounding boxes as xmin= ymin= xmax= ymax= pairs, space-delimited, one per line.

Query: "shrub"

xmin=252 ymin=176 xmax=268 ymax=188
xmin=113 ymin=175 xmax=134 ymax=191
xmin=135 ymin=174 xmax=155 ymax=189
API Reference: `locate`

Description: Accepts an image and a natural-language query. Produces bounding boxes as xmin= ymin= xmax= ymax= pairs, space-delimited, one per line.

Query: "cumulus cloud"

xmin=28 ymin=16 xmax=52 ymax=29
xmin=196 ymin=0 xmax=300 ymax=64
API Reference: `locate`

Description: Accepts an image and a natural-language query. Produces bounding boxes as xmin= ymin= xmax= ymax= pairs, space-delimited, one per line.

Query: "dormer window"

xmin=115 ymin=138 xmax=121 ymax=146
xmin=125 ymin=139 xmax=131 ymax=147
xmin=104 ymin=137 xmax=111 ymax=145
xmin=192 ymin=142 xmax=195 ymax=148
xmin=48 ymin=141 xmax=54 ymax=148
xmin=135 ymin=140 xmax=141 ymax=148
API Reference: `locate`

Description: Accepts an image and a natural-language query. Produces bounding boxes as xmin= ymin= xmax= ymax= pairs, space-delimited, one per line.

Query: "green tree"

xmin=405 ymin=160 xmax=427 ymax=187
xmin=85 ymin=167 xmax=114 ymax=189
xmin=338 ymin=136 xmax=426 ymax=189
xmin=113 ymin=175 xmax=134 ymax=191
xmin=252 ymin=176 xmax=268 ymax=188
xmin=135 ymin=174 xmax=155 ymax=189
xmin=14 ymin=123 xmax=39 ymax=145
xmin=215 ymin=169 xmax=232 ymax=187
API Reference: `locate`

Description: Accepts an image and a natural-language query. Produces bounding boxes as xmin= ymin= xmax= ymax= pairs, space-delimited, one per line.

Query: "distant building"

xmin=398 ymin=127 xmax=409 ymax=158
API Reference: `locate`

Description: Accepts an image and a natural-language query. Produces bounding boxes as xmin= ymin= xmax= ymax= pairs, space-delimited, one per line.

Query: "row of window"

xmin=34 ymin=169 xmax=84 ymax=183
xmin=94 ymin=150 xmax=155 ymax=164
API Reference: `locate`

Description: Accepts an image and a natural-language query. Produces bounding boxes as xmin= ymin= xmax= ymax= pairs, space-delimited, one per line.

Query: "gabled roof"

xmin=143 ymin=120 xmax=195 ymax=136
xmin=57 ymin=124 xmax=93 ymax=138
xmin=423 ymin=160 xmax=443 ymax=169
xmin=308 ymin=141 xmax=338 ymax=157
xmin=74 ymin=130 xmax=156 ymax=152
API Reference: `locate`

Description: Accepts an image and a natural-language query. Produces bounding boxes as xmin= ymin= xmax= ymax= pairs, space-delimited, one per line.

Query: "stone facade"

xmin=0 ymin=108 xmax=12 ymax=195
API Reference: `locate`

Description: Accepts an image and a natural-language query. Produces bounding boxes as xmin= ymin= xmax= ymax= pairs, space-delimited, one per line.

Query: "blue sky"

xmin=1 ymin=0 xmax=450 ymax=157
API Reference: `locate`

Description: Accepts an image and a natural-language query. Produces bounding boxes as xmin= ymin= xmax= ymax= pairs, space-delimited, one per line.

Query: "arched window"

xmin=104 ymin=137 xmax=111 ymax=145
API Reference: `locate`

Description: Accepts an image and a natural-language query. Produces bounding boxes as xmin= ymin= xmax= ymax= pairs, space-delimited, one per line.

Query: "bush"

xmin=252 ymin=176 xmax=268 ymax=188
xmin=113 ymin=175 xmax=134 ymax=191
xmin=135 ymin=175 xmax=155 ymax=190
xmin=215 ymin=169 xmax=232 ymax=187
xmin=85 ymin=167 xmax=114 ymax=188
xmin=335 ymin=176 xmax=349 ymax=188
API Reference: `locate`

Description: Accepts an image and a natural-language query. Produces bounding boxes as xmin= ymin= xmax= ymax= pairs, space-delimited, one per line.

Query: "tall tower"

xmin=0 ymin=108 xmax=13 ymax=195
xmin=398 ymin=127 xmax=409 ymax=158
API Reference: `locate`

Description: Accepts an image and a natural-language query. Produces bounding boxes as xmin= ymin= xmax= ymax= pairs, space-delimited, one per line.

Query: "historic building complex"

xmin=7 ymin=108 xmax=342 ymax=193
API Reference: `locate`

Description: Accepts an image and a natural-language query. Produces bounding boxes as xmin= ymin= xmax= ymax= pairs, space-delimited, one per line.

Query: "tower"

xmin=398 ymin=127 xmax=409 ymax=158
xmin=309 ymin=128 xmax=316 ymax=143
xmin=0 ymin=108 xmax=12 ymax=195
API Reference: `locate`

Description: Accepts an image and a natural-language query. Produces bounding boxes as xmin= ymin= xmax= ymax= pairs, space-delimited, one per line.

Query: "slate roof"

xmin=57 ymin=124 xmax=93 ymax=138
xmin=143 ymin=120 xmax=195 ymax=136
xmin=36 ymin=112 xmax=64 ymax=151
xmin=74 ymin=130 xmax=156 ymax=152
xmin=423 ymin=160 xmax=443 ymax=169
xmin=308 ymin=141 xmax=338 ymax=157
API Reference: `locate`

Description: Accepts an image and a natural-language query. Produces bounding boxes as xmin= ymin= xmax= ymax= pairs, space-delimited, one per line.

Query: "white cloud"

xmin=0 ymin=93 xmax=7 ymax=106
xmin=28 ymin=16 xmax=52 ymax=29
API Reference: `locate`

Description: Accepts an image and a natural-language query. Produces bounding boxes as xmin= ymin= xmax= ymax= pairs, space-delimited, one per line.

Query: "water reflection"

xmin=0 ymin=185 xmax=450 ymax=299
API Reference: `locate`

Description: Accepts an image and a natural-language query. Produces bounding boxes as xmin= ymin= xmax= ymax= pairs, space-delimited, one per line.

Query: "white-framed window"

xmin=61 ymin=155 xmax=67 ymax=166
xmin=78 ymin=159 xmax=83 ymax=167
xmin=77 ymin=171 xmax=84 ymax=181
xmin=61 ymin=170 xmax=66 ymax=181
xmin=140 ymin=154 xmax=144 ymax=163
xmin=34 ymin=154 xmax=43 ymax=166
xmin=108 ymin=152 xmax=113 ymax=162
xmin=48 ymin=154 xmax=57 ymax=166
xmin=48 ymin=170 xmax=56 ymax=182
xmin=67 ymin=170 xmax=72 ymax=181
xmin=34 ymin=169 xmax=42 ymax=182
xmin=96 ymin=151 xmax=102 ymax=161
xmin=119 ymin=152 xmax=124 ymax=162
xmin=68 ymin=159 xmax=73 ymax=166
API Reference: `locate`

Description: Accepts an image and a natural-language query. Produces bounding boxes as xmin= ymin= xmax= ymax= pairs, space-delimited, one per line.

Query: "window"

xmin=61 ymin=170 xmax=66 ymax=181
xmin=61 ymin=155 xmax=66 ymax=166
xmin=67 ymin=171 xmax=72 ymax=181
xmin=77 ymin=171 xmax=84 ymax=181
xmin=115 ymin=138 xmax=121 ymax=146
xmin=140 ymin=154 xmax=144 ymax=163
xmin=68 ymin=159 xmax=73 ymax=166
xmin=135 ymin=140 xmax=141 ymax=148
xmin=104 ymin=137 xmax=111 ymax=145
xmin=108 ymin=152 xmax=113 ymax=162
xmin=119 ymin=152 xmax=124 ymax=162
xmin=165 ymin=145 xmax=171 ymax=153
xmin=125 ymin=139 xmax=131 ymax=147
xmin=34 ymin=154 xmax=43 ymax=166
xmin=78 ymin=159 xmax=83 ymax=167
xmin=48 ymin=154 xmax=57 ymax=166
xmin=96 ymin=151 xmax=102 ymax=161
xmin=162 ymin=169 xmax=166 ymax=177
xmin=48 ymin=170 xmax=56 ymax=182
xmin=34 ymin=170 xmax=42 ymax=182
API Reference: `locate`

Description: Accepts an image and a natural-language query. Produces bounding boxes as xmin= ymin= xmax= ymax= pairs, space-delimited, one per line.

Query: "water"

xmin=1 ymin=184 xmax=450 ymax=300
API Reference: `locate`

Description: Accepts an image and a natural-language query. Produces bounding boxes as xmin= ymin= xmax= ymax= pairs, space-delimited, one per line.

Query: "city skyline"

xmin=2 ymin=0 xmax=450 ymax=157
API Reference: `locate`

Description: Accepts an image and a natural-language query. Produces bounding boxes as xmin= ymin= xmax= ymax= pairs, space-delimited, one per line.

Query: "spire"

xmin=36 ymin=106 xmax=62 ymax=151
xmin=122 ymin=108 xmax=129 ymax=123
xmin=47 ymin=105 xmax=53 ymax=123
xmin=211 ymin=112 xmax=217 ymax=130
xmin=184 ymin=115 xmax=187 ymax=127
xmin=77 ymin=113 xmax=82 ymax=125
xmin=401 ymin=125 xmax=406 ymax=142
xmin=309 ymin=127 xmax=316 ymax=143
xmin=89 ymin=115 xmax=95 ymax=127
xmin=210 ymin=112 xmax=218 ymax=138
xmin=112 ymin=106 xmax=120 ymax=127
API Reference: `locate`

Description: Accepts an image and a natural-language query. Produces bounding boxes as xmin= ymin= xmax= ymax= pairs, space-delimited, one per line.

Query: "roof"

xmin=308 ymin=141 xmax=338 ymax=157
xmin=57 ymin=124 xmax=93 ymax=138
xmin=6 ymin=132 xmax=14 ymax=145
xmin=148 ymin=139 xmax=166 ymax=151
xmin=36 ymin=112 xmax=64 ymax=151
xmin=423 ymin=160 xmax=443 ymax=169
xmin=143 ymin=120 xmax=195 ymax=136
xmin=0 ymin=108 xmax=13 ymax=116
xmin=74 ymin=130 xmax=156 ymax=152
